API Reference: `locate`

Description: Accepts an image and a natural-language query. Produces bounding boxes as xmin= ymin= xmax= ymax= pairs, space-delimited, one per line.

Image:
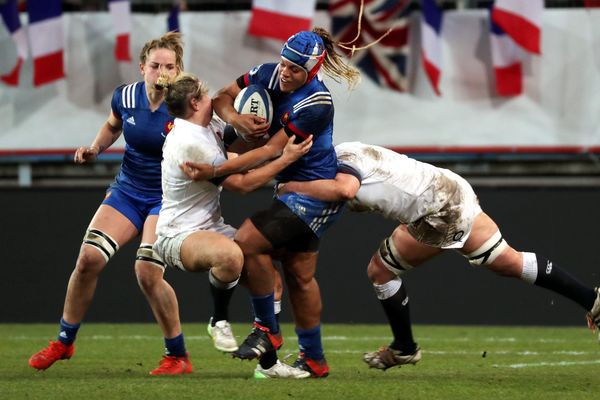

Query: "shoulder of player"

xmin=246 ymin=63 xmax=280 ymax=89
xmin=113 ymin=81 xmax=144 ymax=108
xmin=290 ymin=89 xmax=333 ymax=116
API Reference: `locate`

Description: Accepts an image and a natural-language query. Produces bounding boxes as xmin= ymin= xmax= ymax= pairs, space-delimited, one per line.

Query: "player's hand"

xmin=74 ymin=146 xmax=99 ymax=164
xmin=281 ymin=135 xmax=313 ymax=163
xmin=231 ymin=114 xmax=270 ymax=140
xmin=181 ymin=161 xmax=215 ymax=181
xmin=275 ymin=182 xmax=291 ymax=196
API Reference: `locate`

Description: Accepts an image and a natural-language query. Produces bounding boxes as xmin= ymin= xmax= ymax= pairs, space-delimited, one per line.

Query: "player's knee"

xmin=465 ymin=231 xmax=509 ymax=267
xmin=136 ymin=243 xmax=166 ymax=269
xmin=134 ymin=263 xmax=162 ymax=292
xmin=82 ymin=228 xmax=119 ymax=263
xmin=285 ymin=269 xmax=314 ymax=292
xmin=75 ymin=244 xmax=108 ymax=275
xmin=212 ymin=247 xmax=244 ymax=281
xmin=376 ymin=236 xmax=414 ymax=276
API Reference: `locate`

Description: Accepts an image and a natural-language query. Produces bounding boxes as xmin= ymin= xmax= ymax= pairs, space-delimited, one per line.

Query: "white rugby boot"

xmin=254 ymin=360 xmax=311 ymax=379
xmin=207 ymin=318 xmax=238 ymax=352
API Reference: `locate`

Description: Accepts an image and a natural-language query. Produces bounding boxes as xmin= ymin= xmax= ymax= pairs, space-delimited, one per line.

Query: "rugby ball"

xmin=233 ymin=85 xmax=273 ymax=142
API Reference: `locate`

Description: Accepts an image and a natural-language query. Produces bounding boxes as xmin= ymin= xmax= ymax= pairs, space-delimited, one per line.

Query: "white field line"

xmin=13 ymin=333 xmax=600 ymax=366
xmin=7 ymin=334 xmax=586 ymax=343
xmin=492 ymin=359 xmax=600 ymax=368
xmin=8 ymin=335 xmax=575 ymax=341
xmin=10 ymin=334 xmax=596 ymax=356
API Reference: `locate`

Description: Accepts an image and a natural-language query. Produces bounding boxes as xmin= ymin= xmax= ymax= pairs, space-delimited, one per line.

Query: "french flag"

xmin=167 ymin=2 xmax=181 ymax=33
xmin=490 ymin=17 xmax=522 ymax=96
xmin=109 ymin=0 xmax=132 ymax=61
xmin=491 ymin=0 xmax=543 ymax=54
xmin=28 ymin=0 xmax=65 ymax=87
xmin=420 ymin=0 xmax=443 ymax=96
xmin=0 ymin=0 xmax=28 ymax=86
xmin=248 ymin=0 xmax=316 ymax=42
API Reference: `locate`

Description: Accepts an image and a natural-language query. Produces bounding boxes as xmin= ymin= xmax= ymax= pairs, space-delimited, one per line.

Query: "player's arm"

xmin=183 ymin=128 xmax=292 ymax=181
xmin=222 ymin=135 xmax=312 ymax=194
xmin=278 ymin=172 xmax=361 ymax=202
xmin=74 ymin=111 xmax=122 ymax=164
xmin=212 ymin=79 xmax=269 ymax=139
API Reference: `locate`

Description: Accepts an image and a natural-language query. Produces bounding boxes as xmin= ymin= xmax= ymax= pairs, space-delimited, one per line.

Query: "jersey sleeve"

xmin=337 ymin=162 xmax=363 ymax=183
xmin=237 ymin=63 xmax=278 ymax=89
xmin=283 ymin=93 xmax=333 ymax=141
xmin=110 ymin=84 xmax=126 ymax=120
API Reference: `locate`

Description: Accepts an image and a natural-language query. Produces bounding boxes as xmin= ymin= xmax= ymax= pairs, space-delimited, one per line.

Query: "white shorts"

xmin=407 ymin=169 xmax=481 ymax=249
xmin=154 ymin=222 xmax=236 ymax=271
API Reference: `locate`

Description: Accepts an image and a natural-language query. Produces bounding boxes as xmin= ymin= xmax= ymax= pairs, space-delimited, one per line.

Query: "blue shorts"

xmin=102 ymin=184 xmax=161 ymax=232
xmin=277 ymin=192 xmax=344 ymax=238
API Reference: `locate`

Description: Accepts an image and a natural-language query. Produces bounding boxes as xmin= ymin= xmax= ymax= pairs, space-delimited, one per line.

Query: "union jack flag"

xmin=329 ymin=0 xmax=413 ymax=91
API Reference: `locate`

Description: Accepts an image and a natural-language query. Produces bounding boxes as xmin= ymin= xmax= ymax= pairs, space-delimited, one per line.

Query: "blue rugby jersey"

xmin=239 ymin=63 xmax=338 ymax=182
xmin=110 ymin=81 xmax=174 ymax=197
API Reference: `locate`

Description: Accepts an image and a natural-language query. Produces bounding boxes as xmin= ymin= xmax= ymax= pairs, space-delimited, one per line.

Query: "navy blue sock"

xmin=164 ymin=333 xmax=186 ymax=357
xmin=57 ymin=318 xmax=80 ymax=345
xmin=296 ymin=325 xmax=324 ymax=360
xmin=251 ymin=293 xmax=278 ymax=334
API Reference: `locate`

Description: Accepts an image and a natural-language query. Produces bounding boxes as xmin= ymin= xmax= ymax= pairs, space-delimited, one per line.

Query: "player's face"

xmin=278 ymin=58 xmax=307 ymax=93
xmin=140 ymin=48 xmax=179 ymax=91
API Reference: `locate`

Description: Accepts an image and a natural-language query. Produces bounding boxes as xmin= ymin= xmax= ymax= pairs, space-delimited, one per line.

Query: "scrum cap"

xmin=280 ymin=31 xmax=326 ymax=84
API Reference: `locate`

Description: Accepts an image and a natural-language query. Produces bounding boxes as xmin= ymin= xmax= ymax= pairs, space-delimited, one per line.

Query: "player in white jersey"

xmin=155 ymin=73 xmax=312 ymax=379
xmin=280 ymin=141 xmax=600 ymax=370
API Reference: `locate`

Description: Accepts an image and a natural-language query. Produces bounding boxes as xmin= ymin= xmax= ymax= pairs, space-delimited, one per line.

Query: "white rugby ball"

xmin=233 ymin=85 xmax=273 ymax=142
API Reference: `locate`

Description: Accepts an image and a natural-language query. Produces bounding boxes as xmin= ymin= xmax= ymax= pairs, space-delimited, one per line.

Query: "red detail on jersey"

xmin=165 ymin=120 xmax=174 ymax=135
xmin=286 ymin=121 xmax=309 ymax=140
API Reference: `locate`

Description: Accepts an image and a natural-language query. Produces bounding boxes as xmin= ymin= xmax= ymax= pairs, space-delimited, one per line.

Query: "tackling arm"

xmin=182 ymin=129 xmax=290 ymax=181
xmin=223 ymin=135 xmax=313 ymax=194
xmin=278 ymin=173 xmax=361 ymax=202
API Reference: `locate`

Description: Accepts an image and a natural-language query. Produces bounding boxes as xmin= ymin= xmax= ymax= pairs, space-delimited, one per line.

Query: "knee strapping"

xmin=378 ymin=237 xmax=413 ymax=275
xmin=466 ymin=231 xmax=508 ymax=266
xmin=136 ymin=243 xmax=166 ymax=269
xmin=83 ymin=229 xmax=119 ymax=262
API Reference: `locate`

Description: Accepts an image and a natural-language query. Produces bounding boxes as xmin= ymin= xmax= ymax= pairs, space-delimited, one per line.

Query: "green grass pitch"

xmin=1 ymin=323 xmax=598 ymax=399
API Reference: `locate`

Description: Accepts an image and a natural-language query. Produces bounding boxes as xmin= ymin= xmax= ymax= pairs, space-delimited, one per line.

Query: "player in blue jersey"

xmin=28 ymin=32 xmax=225 ymax=376
xmin=183 ymin=28 xmax=360 ymax=378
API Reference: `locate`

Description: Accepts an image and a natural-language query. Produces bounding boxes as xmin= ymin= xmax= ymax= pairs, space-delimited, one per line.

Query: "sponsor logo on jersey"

xmin=281 ymin=111 xmax=290 ymax=125
xmin=126 ymin=116 xmax=136 ymax=126
xmin=453 ymin=231 xmax=464 ymax=241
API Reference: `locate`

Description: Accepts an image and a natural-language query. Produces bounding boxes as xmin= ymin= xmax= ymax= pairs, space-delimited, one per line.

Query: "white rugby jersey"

xmin=336 ymin=142 xmax=475 ymax=225
xmin=156 ymin=117 xmax=229 ymax=237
